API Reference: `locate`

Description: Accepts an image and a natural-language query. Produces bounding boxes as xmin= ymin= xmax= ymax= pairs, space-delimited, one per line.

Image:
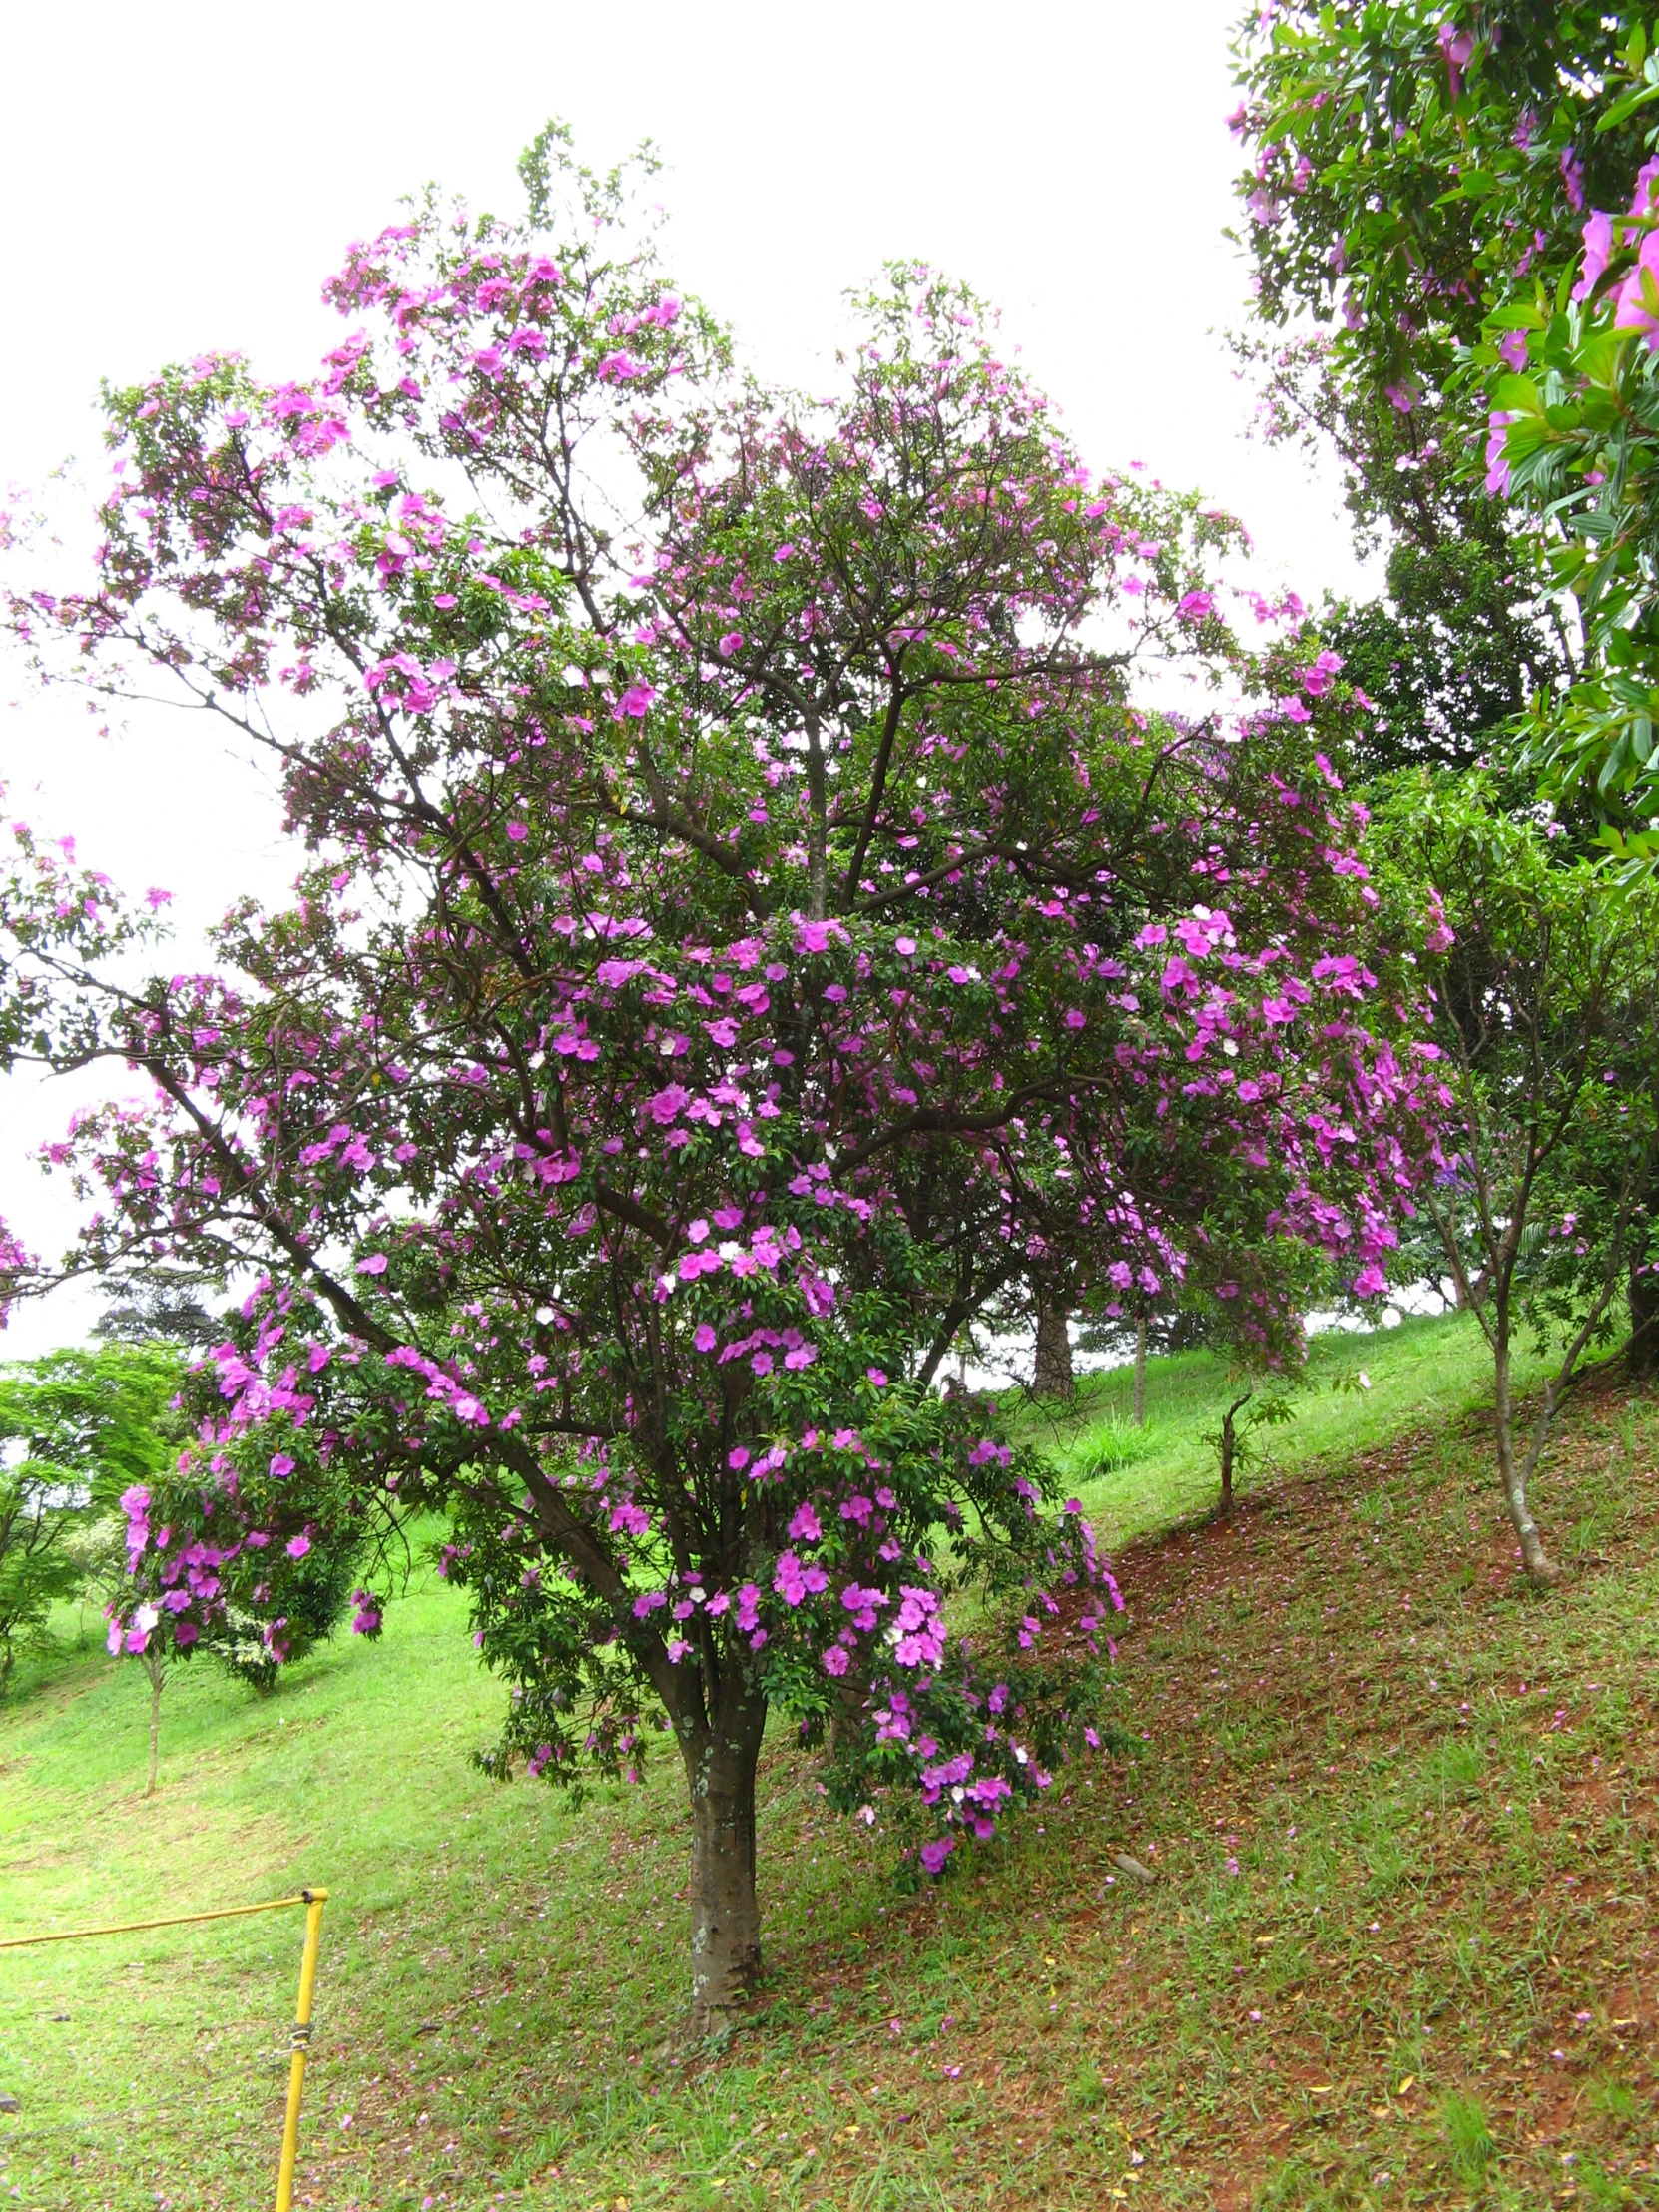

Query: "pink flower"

xmin=789 ymin=1502 xmax=822 ymax=1543
xmin=507 ymin=822 xmax=528 ymax=842
xmin=718 ymin=631 xmax=744 ymax=657
xmin=1573 ymin=211 xmax=1614 ymax=303
xmin=286 ymin=1533 xmax=312 ymax=1559
xmin=615 ymin=682 xmax=658 ymax=719
xmin=823 ymin=1646 xmax=850 ymax=1676
xmin=693 ymin=1323 xmax=717 ymax=1354
xmin=1382 ymin=381 xmax=1415 ymax=413
xmin=1484 ymin=411 xmax=1514 ymax=497
xmin=866 ymin=1368 xmax=887 ymax=1386
xmin=270 ymin=1453 xmax=295 ymax=1479
xmin=1353 ymin=1262 xmax=1388 ymax=1298
xmin=1560 ymin=146 xmax=1585 ymax=213
xmin=1616 ymin=231 xmax=1659 ymax=346
xmin=920 ymin=1837 xmax=954 ymax=1875
xmin=1497 ymin=329 xmax=1528 ymax=372
xmin=1436 ymin=21 xmax=1473 ymax=100
xmin=357 ymin=1253 xmax=388 ymax=1275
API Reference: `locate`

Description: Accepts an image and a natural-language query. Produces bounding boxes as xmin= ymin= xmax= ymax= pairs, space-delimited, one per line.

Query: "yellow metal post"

xmin=274 ymin=1886 xmax=327 ymax=2212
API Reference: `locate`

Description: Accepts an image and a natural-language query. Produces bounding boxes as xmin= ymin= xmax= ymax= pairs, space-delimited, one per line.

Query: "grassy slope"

xmin=1015 ymin=1309 xmax=1554 ymax=1544
xmin=0 ymin=1311 xmax=1655 ymax=2212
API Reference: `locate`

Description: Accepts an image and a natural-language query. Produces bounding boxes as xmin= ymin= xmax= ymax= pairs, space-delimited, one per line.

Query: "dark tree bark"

xmin=1628 ymin=1251 xmax=1659 ymax=1378
xmin=1217 ymin=1391 xmax=1251 ymax=1519
xmin=1133 ymin=1316 xmax=1147 ymax=1426
xmin=1033 ymin=1300 xmax=1075 ymax=1399
xmin=682 ymin=1686 xmax=767 ymax=2032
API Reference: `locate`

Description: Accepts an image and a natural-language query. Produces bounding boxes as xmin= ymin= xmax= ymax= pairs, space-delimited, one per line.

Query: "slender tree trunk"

xmin=1492 ymin=1333 xmax=1556 ymax=1584
xmin=1628 ymin=1251 xmax=1659 ymax=1378
xmin=1217 ymin=1391 xmax=1250 ymax=1520
xmin=1218 ymin=1408 xmax=1236 ymax=1518
xmin=145 ymin=1653 xmax=163 ymax=1799
xmin=1033 ymin=1300 xmax=1074 ymax=1400
xmin=1133 ymin=1316 xmax=1147 ymax=1426
xmin=683 ymin=1690 xmax=767 ymax=2033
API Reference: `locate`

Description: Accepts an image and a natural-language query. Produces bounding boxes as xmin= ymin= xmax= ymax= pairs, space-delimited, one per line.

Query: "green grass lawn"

xmin=2 ymin=1309 xmax=1656 ymax=2210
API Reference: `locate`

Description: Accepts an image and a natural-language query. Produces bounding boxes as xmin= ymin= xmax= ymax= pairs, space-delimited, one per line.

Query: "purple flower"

xmin=920 ymin=1837 xmax=955 ymax=1876
xmin=269 ymin=1452 xmax=295 ymax=1480
xmin=1497 ymin=329 xmax=1528 ymax=372
xmin=1616 ymin=231 xmax=1659 ymax=346
xmin=286 ymin=1533 xmax=312 ymax=1559
xmin=1484 ymin=411 xmax=1515 ymax=497
xmin=1436 ymin=21 xmax=1473 ymax=100
xmin=356 ymin=1253 xmax=388 ymax=1276
xmin=1573 ymin=211 xmax=1614 ymax=303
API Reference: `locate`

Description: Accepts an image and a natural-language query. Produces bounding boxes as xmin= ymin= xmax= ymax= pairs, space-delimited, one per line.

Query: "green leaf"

xmin=1596 ymin=80 xmax=1659 ymax=132
xmin=1494 ymin=374 xmax=1545 ymax=416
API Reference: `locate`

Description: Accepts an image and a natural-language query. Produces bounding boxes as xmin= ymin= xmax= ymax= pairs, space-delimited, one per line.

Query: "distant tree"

xmin=0 ymin=1346 xmax=180 ymax=1684
xmin=94 ymin=1268 xmax=224 ymax=1351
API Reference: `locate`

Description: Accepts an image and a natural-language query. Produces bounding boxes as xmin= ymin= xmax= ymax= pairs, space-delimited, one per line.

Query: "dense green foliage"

xmin=0 ymin=1346 xmax=180 ymax=1679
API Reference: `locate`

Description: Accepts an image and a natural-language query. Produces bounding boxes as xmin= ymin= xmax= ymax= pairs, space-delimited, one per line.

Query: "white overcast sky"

xmin=0 ymin=0 xmax=1373 ymax=1356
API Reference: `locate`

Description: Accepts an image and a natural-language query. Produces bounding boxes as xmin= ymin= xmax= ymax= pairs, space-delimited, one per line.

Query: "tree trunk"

xmin=1217 ymin=1391 xmax=1250 ymax=1520
xmin=1218 ymin=1408 xmax=1236 ymax=1518
xmin=1133 ymin=1316 xmax=1147 ymax=1426
xmin=1628 ymin=1253 xmax=1659 ymax=1378
xmin=145 ymin=1654 xmax=163 ymax=1799
xmin=1033 ymin=1300 xmax=1074 ymax=1400
xmin=683 ymin=1692 xmax=767 ymax=2033
xmin=1492 ymin=1336 xmax=1556 ymax=1584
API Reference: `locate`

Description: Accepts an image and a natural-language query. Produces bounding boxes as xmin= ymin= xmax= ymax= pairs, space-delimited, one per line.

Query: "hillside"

xmin=1 ymin=1308 xmax=1655 ymax=2210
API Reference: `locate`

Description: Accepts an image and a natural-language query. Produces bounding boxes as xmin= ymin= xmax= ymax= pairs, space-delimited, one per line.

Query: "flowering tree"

xmin=1229 ymin=1 xmax=1659 ymax=839
xmin=3 ymin=133 xmax=1430 ymax=2023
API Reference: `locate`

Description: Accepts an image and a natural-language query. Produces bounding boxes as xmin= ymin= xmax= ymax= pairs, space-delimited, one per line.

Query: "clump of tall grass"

xmin=1066 ymin=1413 xmax=1161 ymax=1485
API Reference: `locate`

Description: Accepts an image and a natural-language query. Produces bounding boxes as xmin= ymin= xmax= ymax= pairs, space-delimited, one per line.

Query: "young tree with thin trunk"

xmin=1372 ymin=773 xmax=1659 ymax=1582
xmin=2 ymin=134 xmax=1428 ymax=2027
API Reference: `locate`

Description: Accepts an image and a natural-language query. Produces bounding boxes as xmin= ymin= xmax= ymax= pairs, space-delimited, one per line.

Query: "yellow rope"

xmin=0 ymin=1891 xmax=316 ymax=1950
xmin=0 ymin=1886 xmax=328 ymax=2212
